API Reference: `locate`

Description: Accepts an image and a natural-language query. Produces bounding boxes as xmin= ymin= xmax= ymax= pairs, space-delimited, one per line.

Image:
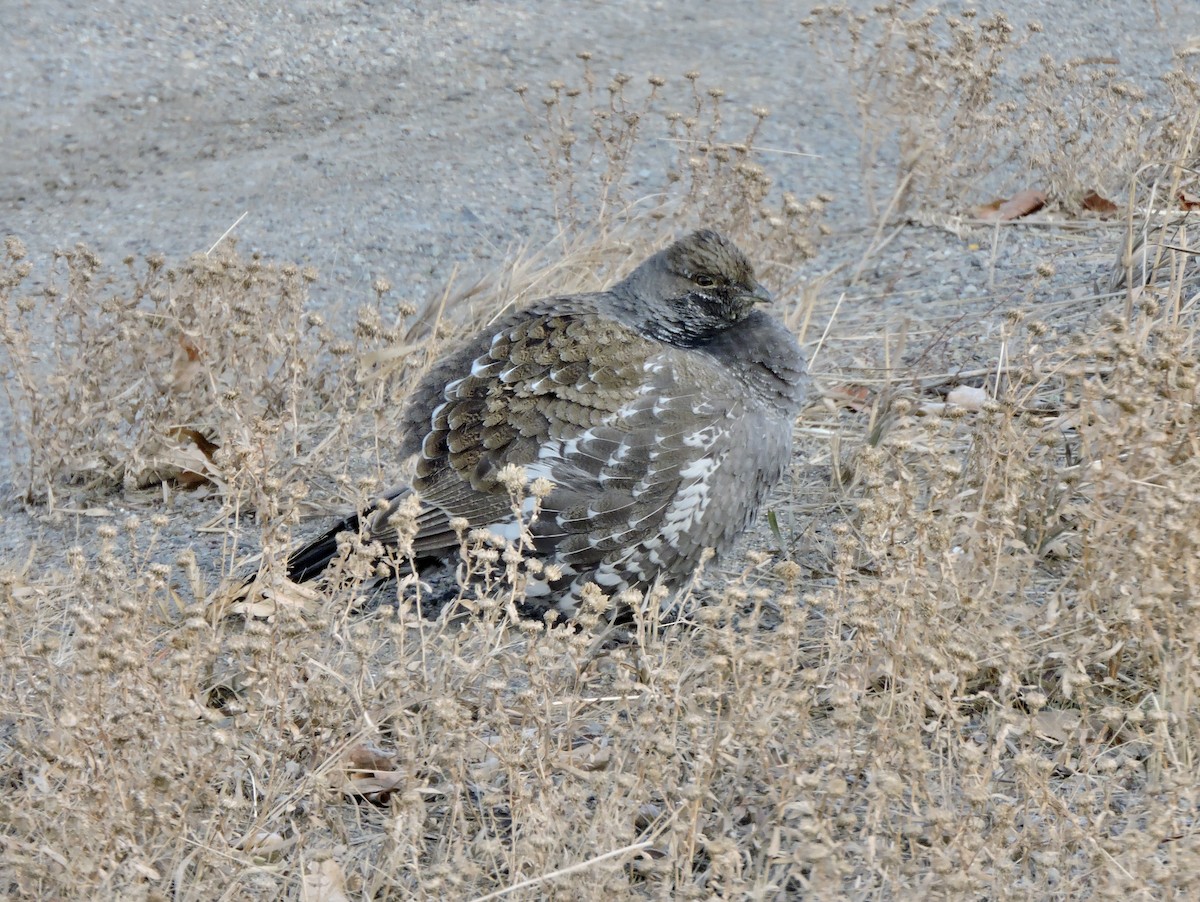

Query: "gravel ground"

xmin=1 ymin=0 xmax=1196 ymax=561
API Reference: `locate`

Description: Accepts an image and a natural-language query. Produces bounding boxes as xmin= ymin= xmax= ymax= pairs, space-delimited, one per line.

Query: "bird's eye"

xmin=695 ymin=274 xmax=716 ymax=288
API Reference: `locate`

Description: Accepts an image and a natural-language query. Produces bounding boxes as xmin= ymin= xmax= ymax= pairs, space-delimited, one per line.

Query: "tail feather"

xmin=285 ymin=512 xmax=364 ymax=583
xmin=251 ymin=489 xmax=466 ymax=588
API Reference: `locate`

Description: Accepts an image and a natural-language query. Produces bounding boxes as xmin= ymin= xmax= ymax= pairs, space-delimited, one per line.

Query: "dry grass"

xmin=802 ymin=2 xmax=1200 ymax=218
xmin=2 ymin=33 xmax=1200 ymax=902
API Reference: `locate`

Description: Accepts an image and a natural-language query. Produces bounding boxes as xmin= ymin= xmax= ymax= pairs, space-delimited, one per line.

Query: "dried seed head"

xmin=497 ymin=463 xmax=528 ymax=494
xmin=5 ymin=236 xmax=28 ymax=260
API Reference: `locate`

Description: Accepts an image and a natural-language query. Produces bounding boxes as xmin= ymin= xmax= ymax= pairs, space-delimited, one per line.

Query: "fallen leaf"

xmin=975 ymin=189 xmax=1046 ymax=222
xmin=1081 ymin=190 xmax=1118 ymax=217
xmin=348 ymin=744 xmax=398 ymax=772
xmin=1180 ymin=191 xmax=1200 ymax=210
xmin=207 ymin=576 xmax=322 ymax=623
xmin=1033 ymin=709 xmax=1081 ymax=745
xmin=137 ymin=427 xmax=220 ymax=489
xmin=824 ymin=383 xmax=872 ymax=410
xmin=302 ymin=859 xmax=350 ymax=902
xmin=341 ymin=744 xmax=406 ymax=803
xmin=344 ymin=771 xmax=407 ymax=803
xmin=172 ymin=426 xmax=218 ymax=457
xmin=171 ymin=334 xmax=204 ymax=391
xmin=946 ymin=385 xmax=989 ymax=410
xmin=170 ymin=427 xmax=219 ymax=487
xmin=555 ymin=732 xmax=613 ymax=773
xmin=236 ymin=829 xmax=296 ymax=861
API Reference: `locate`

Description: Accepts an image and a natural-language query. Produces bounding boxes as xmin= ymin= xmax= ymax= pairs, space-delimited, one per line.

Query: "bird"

xmin=277 ymin=230 xmax=808 ymax=621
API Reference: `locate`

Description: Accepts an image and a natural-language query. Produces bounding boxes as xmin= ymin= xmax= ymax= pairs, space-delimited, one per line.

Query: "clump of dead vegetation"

xmin=801 ymin=1 xmax=1200 ymax=219
xmin=514 ymin=55 xmax=832 ymax=288
xmin=0 ymin=240 xmax=406 ymax=501
xmin=2 ymin=26 xmax=1200 ymax=902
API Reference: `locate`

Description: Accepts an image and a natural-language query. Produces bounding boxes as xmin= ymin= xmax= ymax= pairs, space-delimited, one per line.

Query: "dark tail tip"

xmin=284 ymin=512 xmax=363 ymax=583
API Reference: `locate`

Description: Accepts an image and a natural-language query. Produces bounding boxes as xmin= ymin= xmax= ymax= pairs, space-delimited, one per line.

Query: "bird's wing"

xmin=368 ymin=304 xmax=664 ymax=553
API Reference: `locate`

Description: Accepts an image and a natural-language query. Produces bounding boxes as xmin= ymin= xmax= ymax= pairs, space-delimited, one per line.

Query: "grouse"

xmin=280 ymin=230 xmax=808 ymax=619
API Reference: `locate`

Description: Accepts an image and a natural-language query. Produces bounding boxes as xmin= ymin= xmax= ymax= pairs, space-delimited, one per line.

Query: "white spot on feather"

xmin=523 ymin=577 xmax=552 ymax=598
xmin=682 ymin=424 xmax=721 ymax=450
xmin=524 ymin=460 xmax=556 ymax=482
xmin=659 ymin=456 xmax=719 ymax=543
xmin=481 ymin=497 xmax=541 ymax=544
xmin=485 ymin=521 xmax=524 ymax=543
xmin=593 ymin=565 xmax=624 ymax=588
xmin=470 ymin=356 xmax=493 ymax=377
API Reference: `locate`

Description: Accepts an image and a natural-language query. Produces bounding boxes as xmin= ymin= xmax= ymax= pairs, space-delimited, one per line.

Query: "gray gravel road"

xmin=4 ymin=1 xmax=1186 ymax=298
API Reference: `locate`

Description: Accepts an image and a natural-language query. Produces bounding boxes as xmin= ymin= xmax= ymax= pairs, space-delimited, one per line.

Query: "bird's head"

xmin=617 ymin=230 xmax=773 ymax=346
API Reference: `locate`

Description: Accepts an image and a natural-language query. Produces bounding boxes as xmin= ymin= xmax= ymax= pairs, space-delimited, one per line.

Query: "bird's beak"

xmin=749 ymin=281 xmax=773 ymax=305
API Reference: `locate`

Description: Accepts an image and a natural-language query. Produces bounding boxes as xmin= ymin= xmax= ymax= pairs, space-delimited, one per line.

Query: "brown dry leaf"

xmin=824 ymin=383 xmax=872 ymax=411
xmin=1180 ymin=191 xmax=1200 ymax=210
xmin=341 ymin=744 xmax=406 ymax=803
xmin=1081 ymin=190 xmax=1119 ymax=217
xmin=348 ymin=744 xmax=398 ymax=772
xmin=137 ymin=427 xmax=220 ymax=489
xmin=974 ymin=189 xmax=1046 ymax=221
xmin=209 ymin=576 xmax=323 ymax=622
xmin=301 ymin=859 xmax=350 ymax=902
xmin=555 ymin=728 xmax=614 ymax=773
xmin=171 ymin=333 xmax=204 ymax=391
xmin=236 ymin=829 xmax=297 ymax=861
xmin=973 ymin=198 xmax=1004 ymax=218
xmin=1033 ymin=709 xmax=1082 ymax=746
xmin=344 ymin=771 xmax=407 ymax=802
xmin=170 ymin=427 xmax=219 ymax=487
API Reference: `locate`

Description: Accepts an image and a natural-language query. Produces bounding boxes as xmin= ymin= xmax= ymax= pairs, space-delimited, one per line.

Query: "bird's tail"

xmin=240 ymin=488 xmax=461 ymax=595
xmin=283 ymin=511 xmax=364 ymax=583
